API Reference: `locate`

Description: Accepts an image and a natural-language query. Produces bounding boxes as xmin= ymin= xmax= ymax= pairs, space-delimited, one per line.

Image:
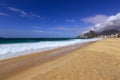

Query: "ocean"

xmin=0 ymin=38 xmax=101 ymax=60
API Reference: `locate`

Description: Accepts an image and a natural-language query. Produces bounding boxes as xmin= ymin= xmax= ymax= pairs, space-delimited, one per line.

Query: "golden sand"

xmin=1 ymin=38 xmax=120 ymax=80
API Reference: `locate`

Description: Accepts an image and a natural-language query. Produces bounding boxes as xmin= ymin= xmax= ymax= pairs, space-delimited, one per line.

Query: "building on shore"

xmin=100 ymin=31 xmax=120 ymax=38
xmin=77 ymin=30 xmax=120 ymax=39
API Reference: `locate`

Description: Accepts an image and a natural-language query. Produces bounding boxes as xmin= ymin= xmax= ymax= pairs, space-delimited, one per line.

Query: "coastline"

xmin=0 ymin=38 xmax=100 ymax=60
xmin=0 ymin=41 xmax=96 ymax=80
xmin=1 ymin=38 xmax=120 ymax=80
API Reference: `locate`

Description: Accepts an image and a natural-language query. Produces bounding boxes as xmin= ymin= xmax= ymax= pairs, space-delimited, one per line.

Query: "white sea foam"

xmin=0 ymin=38 xmax=101 ymax=60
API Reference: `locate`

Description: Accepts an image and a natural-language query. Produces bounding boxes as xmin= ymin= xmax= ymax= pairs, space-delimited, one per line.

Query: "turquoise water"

xmin=0 ymin=38 xmax=74 ymax=44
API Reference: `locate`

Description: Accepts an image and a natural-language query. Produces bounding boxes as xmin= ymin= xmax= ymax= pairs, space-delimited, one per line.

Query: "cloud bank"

xmin=84 ymin=13 xmax=120 ymax=33
xmin=82 ymin=15 xmax=109 ymax=24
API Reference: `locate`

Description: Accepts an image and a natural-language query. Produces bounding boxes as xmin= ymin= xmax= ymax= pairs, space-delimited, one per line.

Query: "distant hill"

xmin=77 ymin=29 xmax=120 ymax=39
xmin=77 ymin=30 xmax=99 ymax=39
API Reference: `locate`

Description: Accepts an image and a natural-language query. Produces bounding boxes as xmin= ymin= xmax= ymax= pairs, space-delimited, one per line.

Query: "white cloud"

xmin=30 ymin=13 xmax=41 ymax=18
xmin=53 ymin=26 xmax=74 ymax=31
xmin=65 ymin=19 xmax=75 ymax=22
xmin=30 ymin=13 xmax=45 ymax=19
xmin=53 ymin=26 xmax=82 ymax=33
xmin=8 ymin=7 xmax=27 ymax=16
xmin=8 ymin=7 xmax=42 ymax=19
xmin=0 ymin=12 xmax=8 ymax=16
xmin=54 ymin=27 xmax=70 ymax=31
xmin=87 ymin=12 xmax=120 ymax=32
xmin=82 ymin=15 xmax=109 ymax=24
xmin=32 ymin=30 xmax=44 ymax=32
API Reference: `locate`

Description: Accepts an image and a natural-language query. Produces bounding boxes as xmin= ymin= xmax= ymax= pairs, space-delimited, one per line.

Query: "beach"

xmin=0 ymin=38 xmax=120 ymax=80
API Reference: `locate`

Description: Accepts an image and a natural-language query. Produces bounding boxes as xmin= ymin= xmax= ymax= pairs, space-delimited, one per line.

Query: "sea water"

xmin=0 ymin=38 xmax=101 ymax=60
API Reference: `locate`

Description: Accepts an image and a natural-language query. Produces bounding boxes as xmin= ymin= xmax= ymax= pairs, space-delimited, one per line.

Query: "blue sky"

xmin=0 ymin=0 xmax=120 ymax=38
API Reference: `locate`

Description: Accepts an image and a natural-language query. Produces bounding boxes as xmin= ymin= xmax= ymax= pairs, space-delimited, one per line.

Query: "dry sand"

xmin=1 ymin=38 xmax=120 ymax=80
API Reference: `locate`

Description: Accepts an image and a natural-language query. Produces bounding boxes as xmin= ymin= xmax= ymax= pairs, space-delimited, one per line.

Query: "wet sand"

xmin=1 ymin=39 xmax=120 ymax=80
xmin=0 ymin=42 xmax=91 ymax=80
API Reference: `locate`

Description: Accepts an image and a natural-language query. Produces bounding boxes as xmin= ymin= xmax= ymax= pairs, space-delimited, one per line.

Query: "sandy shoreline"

xmin=0 ymin=42 xmax=94 ymax=80
xmin=1 ymin=38 xmax=120 ymax=80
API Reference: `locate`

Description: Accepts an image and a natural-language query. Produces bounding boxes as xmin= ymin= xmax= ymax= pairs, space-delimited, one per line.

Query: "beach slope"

xmin=1 ymin=38 xmax=120 ymax=80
